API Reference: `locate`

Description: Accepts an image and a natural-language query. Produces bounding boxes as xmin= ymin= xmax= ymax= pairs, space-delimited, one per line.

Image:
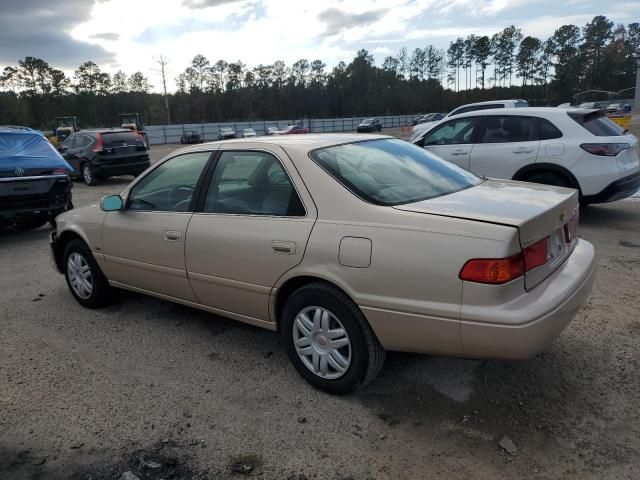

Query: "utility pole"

xmin=154 ymin=55 xmax=171 ymax=124
xmin=635 ymin=63 xmax=640 ymax=112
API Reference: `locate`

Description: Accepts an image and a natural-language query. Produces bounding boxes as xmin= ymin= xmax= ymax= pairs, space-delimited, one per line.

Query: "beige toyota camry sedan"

xmin=50 ymin=134 xmax=597 ymax=394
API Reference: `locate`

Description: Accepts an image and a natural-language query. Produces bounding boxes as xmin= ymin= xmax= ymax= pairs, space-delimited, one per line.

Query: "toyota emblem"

xmin=15 ymin=167 xmax=24 ymax=177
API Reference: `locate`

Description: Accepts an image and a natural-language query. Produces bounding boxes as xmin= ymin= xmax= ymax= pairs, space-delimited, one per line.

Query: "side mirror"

xmin=101 ymin=195 xmax=124 ymax=211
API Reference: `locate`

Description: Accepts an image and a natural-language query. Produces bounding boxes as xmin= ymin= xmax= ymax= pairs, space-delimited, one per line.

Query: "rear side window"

xmin=537 ymin=118 xmax=563 ymax=140
xmin=101 ymin=132 xmax=144 ymax=147
xmin=479 ymin=116 xmax=536 ymax=143
xmin=569 ymin=112 xmax=626 ymax=136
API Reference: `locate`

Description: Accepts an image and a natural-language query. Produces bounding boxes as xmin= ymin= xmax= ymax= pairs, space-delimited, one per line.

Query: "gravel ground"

xmin=1 ymin=131 xmax=640 ymax=480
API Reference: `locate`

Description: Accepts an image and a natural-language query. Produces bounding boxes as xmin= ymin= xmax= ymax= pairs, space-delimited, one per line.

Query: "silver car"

xmin=50 ymin=134 xmax=596 ymax=394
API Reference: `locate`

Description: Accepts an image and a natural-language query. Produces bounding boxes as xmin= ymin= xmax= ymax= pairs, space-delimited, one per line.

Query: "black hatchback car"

xmin=0 ymin=126 xmax=73 ymax=230
xmin=356 ymin=118 xmax=382 ymax=132
xmin=60 ymin=129 xmax=150 ymax=186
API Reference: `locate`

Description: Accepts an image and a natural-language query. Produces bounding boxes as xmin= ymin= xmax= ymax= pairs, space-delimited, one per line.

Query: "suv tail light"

xmin=93 ymin=133 xmax=104 ymax=152
xmin=580 ymin=143 xmax=629 ymax=156
xmin=459 ymin=237 xmax=549 ymax=284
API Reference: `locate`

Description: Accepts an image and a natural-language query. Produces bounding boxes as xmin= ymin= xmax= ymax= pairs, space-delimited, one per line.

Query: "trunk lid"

xmin=394 ymin=178 xmax=580 ymax=289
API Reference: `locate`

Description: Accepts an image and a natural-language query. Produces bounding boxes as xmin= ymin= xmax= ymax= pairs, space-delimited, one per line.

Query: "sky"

xmin=0 ymin=0 xmax=637 ymax=92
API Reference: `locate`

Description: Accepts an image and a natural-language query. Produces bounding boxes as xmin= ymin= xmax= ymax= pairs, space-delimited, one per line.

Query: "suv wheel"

xmin=82 ymin=162 xmax=98 ymax=186
xmin=281 ymin=282 xmax=385 ymax=394
xmin=63 ymin=239 xmax=113 ymax=308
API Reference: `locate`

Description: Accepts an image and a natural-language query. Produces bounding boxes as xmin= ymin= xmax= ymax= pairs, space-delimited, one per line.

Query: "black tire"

xmin=63 ymin=239 xmax=113 ymax=308
xmin=13 ymin=212 xmax=48 ymax=231
xmin=523 ymin=171 xmax=570 ymax=188
xmin=81 ymin=162 xmax=98 ymax=186
xmin=281 ymin=282 xmax=385 ymax=395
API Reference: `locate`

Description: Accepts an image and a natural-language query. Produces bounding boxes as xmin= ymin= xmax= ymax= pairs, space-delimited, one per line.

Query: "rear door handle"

xmin=513 ymin=149 xmax=533 ymax=154
xmin=451 ymin=150 xmax=469 ymax=156
xmin=272 ymin=241 xmax=296 ymax=255
xmin=164 ymin=230 xmax=182 ymax=241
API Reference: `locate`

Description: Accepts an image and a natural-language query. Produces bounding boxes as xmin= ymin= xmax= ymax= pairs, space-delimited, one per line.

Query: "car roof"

xmin=447 ymin=106 xmax=594 ymax=119
xmin=0 ymin=125 xmax=39 ymax=135
xmin=78 ymin=128 xmax=133 ymax=134
xmin=453 ymin=99 xmax=526 ymax=108
xmin=177 ymin=133 xmax=391 ymax=153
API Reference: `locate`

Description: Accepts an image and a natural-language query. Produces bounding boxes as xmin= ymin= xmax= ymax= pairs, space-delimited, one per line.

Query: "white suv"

xmin=411 ymin=107 xmax=640 ymax=204
xmin=411 ymin=99 xmax=528 ymax=140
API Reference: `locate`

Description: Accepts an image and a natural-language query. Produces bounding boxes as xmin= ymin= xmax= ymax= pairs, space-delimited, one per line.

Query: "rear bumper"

xmin=92 ymin=159 xmax=150 ymax=178
xmin=0 ymin=178 xmax=72 ymax=219
xmin=582 ymin=170 xmax=640 ymax=203
xmin=460 ymin=239 xmax=597 ymax=359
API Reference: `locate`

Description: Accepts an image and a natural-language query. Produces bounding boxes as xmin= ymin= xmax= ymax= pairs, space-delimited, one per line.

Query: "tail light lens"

xmin=580 ymin=143 xmax=629 ymax=156
xmin=93 ymin=133 xmax=104 ymax=152
xmin=52 ymin=168 xmax=68 ymax=176
xmin=460 ymin=237 xmax=550 ymax=284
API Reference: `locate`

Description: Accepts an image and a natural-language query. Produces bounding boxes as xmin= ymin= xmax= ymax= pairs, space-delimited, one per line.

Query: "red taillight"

xmin=459 ymin=254 xmax=524 ymax=284
xmin=52 ymin=168 xmax=68 ymax=176
xmin=460 ymin=237 xmax=550 ymax=284
xmin=93 ymin=133 xmax=104 ymax=152
xmin=523 ymin=237 xmax=548 ymax=271
xmin=580 ymin=143 xmax=629 ymax=156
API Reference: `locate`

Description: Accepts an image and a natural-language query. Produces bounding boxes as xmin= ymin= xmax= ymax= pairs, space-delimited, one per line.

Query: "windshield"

xmin=362 ymin=119 xmax=373 ymax=124
xmin=221 ymin=128 xmax=233 ymax=133
xmin=309 ymin=139 xmax=482 ymax=206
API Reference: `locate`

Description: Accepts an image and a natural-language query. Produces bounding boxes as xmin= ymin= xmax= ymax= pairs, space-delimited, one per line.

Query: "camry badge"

xmin=15 ymin=167 xmax=24 ymax=176
xmin=559 ymin=208 xmax=566 ymax=222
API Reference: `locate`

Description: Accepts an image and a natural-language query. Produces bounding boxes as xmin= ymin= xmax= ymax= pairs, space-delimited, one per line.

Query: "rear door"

xmin=421 ymin=117 xmax=480 ymax=170
xmin=470 ymin=115 xmax=540 ymax=178
xmin=185 ymin=145 xmax=317 ymax=324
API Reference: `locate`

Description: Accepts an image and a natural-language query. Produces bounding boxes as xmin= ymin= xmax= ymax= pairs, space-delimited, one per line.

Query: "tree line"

xmin=0 ymin=15 xmax=637 ymax=130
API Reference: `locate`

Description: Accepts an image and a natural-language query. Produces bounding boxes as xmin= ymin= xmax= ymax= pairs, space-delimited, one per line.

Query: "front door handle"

xmin=272 ymin=241 xmax=296 ymax=255
xmin=513 ymin=149 xmax=533 ymax=154
xmin=451 ymin=150 xmax=468 ymax=156
xmin=164 ymin=230 xmax=182 ymax=242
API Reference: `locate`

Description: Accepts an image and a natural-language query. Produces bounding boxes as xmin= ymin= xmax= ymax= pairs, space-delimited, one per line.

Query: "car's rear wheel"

xmin=82 ymin=162 xmax=98 ymax=186
xmin=523 ymin=171 xmax=570 ymax=188
xmin=63 ymin=239 xmax=113 ymax=308
xmin=281 ymin=282 xmax=385 ymax=394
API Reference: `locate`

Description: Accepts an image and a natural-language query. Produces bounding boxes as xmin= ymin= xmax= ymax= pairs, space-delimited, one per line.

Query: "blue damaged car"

xmin=0 ymin=126 xmax=73 ymax=230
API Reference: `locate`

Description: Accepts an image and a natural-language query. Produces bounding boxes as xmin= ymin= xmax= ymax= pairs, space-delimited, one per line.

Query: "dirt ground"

xmin=1 ymin=126 xmax=640 ymax=480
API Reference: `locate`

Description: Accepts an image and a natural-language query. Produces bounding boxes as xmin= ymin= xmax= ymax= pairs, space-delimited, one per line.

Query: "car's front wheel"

xmin=63 ymin=239 xmax=113 ymax=308
xmin=82 ymin=162 xmax=98 ymax=186
xmin=281 ymin=282 xmax=385 ymax=394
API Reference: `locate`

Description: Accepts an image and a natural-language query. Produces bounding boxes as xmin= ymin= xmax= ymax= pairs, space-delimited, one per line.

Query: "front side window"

xmin=479 ymin=116 xmax=536 ymax=143
xmin=310 ymin=139 xmax=482 ymax=206
xmin=423 ymin=118 xmax=478 ymax=146
xmin=127 ymin=152 xmax=211 ymax=212
xmin=203 ymin=151 xmax=305 ymax=216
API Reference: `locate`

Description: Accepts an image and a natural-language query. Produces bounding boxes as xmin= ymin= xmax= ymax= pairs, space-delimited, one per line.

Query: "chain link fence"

xmin=144 ymin=114 xmax=416 ymax=145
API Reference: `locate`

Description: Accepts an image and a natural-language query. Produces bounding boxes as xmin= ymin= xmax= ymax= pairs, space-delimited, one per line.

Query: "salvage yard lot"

xmin=1 ymin=127 xmax=640 ymax=479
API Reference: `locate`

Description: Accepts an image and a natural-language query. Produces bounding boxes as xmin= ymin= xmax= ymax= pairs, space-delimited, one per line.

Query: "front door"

xmin=185 ymin=146 xmax=317 ymax=323
xmin=470 ymin=115 xmax=540 ymax=178
xmin=422 ymin=117 xmax=480 ymax=170
xmin=101 ymin=151 xmax=213 ymax=300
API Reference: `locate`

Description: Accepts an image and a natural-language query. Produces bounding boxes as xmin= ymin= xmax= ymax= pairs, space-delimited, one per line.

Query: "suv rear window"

xmin=310 ymin=139 xmax=482 ymax=206
xmin=101 ymin=132 xmax=145 ymax=147
xmin=569 ymin=111 xmax=626 ymax=136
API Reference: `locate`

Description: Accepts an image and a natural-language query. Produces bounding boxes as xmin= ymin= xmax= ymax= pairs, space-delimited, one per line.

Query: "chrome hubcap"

xmin=67 ymin=252 xmax=93 ymax=299
xmin=293 ymin=306 xmax=351 ymax=379
xmin=83 ymin=165 xmax=91 ymax=183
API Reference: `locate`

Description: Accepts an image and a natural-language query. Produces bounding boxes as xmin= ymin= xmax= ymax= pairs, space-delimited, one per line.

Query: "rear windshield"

xmin=569 ymin=111 xmax=626 ymax=136
xmin=101 ymin=132 xmax=144 ymax=147
xmin=309 ymin=139 xmax=482 ymax=206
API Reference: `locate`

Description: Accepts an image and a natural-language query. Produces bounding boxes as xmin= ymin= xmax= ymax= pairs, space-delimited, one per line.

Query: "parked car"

xmin=243 ymin=128 xmax=257 ymax=138
xmin=1 ymin=126 xmax=73 ymax=230
xmin=50 ymin=134 xmax=596 ymax=394
xmin=60 ymin=129 xmax=150 ymax=186
xmin=417 ymin=113 xmax=445 ymax=124
xmin=411 ymin=99 xmax=529 ymax=138
xmin=411 ymin=107 xmax=640 ymax=204
xmin=410 ymin=114 xmax=424 ymax=126
xmin=606 ymin=103 xmax=622 ymax=113
xmin=579 ymin=102 xmax=603 ymax=109
xmin=356 ymin=118 xmax=382 ymax=133
xmin=557 ymin=102 xmax=572 ymax=108
xmin=277 ymin=125 xmax=309 ymax=134
xmin=218 ymin=128 xmax=237 ymax=140
xmin=180 ymin=130 xmax=203 ymax=144
xmin=265 ymin=127 xmax=279 ymax=136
